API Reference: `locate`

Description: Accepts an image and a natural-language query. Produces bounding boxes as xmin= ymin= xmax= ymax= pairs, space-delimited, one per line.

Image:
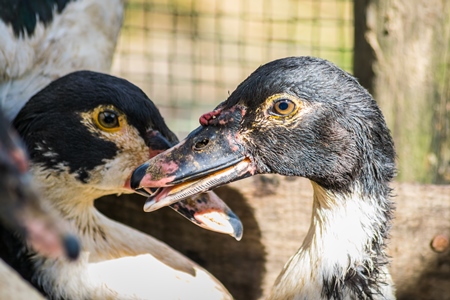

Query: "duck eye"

xmin=272 ymin=99 xmax=296 ymax=116
xmin=96 ymin=110 xmax=121 ymax=131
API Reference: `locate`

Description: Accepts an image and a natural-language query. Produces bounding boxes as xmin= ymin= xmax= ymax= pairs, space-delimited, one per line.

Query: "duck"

xmin=2 ymin=70 xmax=236 ymax=299
xmin=0 ymin=0 xmax=240 ymax=237
xmin=0 ymin=109 xmax=80 ymax=261
xmin=0 ymin=0 xmax=124 ymax=121
xmin=131 ymin=56 xmax=397 ymax=299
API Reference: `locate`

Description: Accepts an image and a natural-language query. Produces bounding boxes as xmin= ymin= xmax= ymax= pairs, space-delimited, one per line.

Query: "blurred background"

xmin=111 ymin=0 xmax=450 ymax=185
xmin=111 ymin=0 xmax=353 ymax=141
xmin=107 ymin=3 xmax=449 ymax=299
xmin=1 ymin=1 xmax=449 ymax=299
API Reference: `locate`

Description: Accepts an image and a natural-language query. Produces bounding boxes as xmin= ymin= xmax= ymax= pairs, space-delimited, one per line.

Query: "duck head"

xmin=13 ymin=71 xmax=242 ymax=239
xmin=131 ymin=56 xmax=396 ymax=211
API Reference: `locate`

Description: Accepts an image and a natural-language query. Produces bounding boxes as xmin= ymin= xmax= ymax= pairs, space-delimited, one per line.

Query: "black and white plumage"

xmin=0 ymin=109 xmax=79 ymax=260
xmin=0 ymin=0 xmax=242 ymax=237
xmin=131 ymin=56 xmax=397 ymax=299
xmin=1 ymin=71 xmax=234 ymax=299
xmin=0 ymin=0 xmax=124 ymax=121
xmin=1 ymin=2 xmax=240 ymax=297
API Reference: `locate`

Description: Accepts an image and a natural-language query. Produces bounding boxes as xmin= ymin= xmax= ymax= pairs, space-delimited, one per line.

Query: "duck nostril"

xmin=193 ymin=138 xmax=209 ymax=151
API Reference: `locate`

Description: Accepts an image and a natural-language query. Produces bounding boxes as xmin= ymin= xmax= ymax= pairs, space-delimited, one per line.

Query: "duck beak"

xmin=140 ymin=129 xmax=243 ymax=240
xmin=171 ymin=192 xmax=243 ymax=241
xmin=131 ymin=118 xmax=256 ymax=213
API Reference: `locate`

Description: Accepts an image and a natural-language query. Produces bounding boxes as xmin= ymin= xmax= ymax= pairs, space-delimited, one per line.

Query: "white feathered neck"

xmin=29 ymin=165 xmax=232 ymax=300
xmin=268 ymin=182 xmax=395 ymax=300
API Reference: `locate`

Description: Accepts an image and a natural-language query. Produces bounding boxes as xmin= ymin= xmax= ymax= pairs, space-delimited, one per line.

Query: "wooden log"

xmin=3 ymin=177 xmax=448 ymax=299
xmin=95 ymin=176 xmax=450 ymax=300
xmin=354 ymin=0 xmax=450 ymax=183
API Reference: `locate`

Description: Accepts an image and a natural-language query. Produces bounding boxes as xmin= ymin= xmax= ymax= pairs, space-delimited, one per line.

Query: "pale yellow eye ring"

xmin=95 ymin=109 xmax=123 ymax=132
xmin=267 ymin=93 xmax=299 ymax=117
xmin=273 ymin=99 xmax=296 ymax=115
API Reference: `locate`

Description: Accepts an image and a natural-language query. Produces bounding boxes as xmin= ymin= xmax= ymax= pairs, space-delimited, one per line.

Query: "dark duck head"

xmin=5 ymin=71 xmax=237 ymax=299
xmin=132 ymin=56 xmax=397 ymax=299
xmin=13 ymin=70 xmax=241 ymax=238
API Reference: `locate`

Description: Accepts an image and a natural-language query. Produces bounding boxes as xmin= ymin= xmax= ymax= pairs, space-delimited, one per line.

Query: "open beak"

xmin=138 ymin=129 xmax=244 ymax=240
xmin=171 ymin=191 xmax=242 ymax=240
xmin=131 ymin=107 xmax=257 ymax=214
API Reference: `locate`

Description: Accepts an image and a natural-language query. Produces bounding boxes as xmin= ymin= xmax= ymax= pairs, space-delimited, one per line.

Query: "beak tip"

xmin=131 ymin=163 xmax=149 ymax=189
xmin=228 ymin=213 xmax=243 ymax=241
xmin=63 ymin=234 xmax=80 ymax=260
xmin=143 ymin=199 xmax=157 ymax=212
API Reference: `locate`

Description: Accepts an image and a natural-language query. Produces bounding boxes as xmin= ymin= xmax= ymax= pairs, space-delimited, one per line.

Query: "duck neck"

xmin=31 ymin=166 xmax=121 ymax=260
xmin=41 ymin=186 xmax=111 ymax=254
xmin=270 ymin=181 xmax=395 ymax=300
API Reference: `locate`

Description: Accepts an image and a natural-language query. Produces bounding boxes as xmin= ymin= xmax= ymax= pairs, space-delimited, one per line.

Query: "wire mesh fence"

xmin=111 ymin=0 xmax=353 ymax=138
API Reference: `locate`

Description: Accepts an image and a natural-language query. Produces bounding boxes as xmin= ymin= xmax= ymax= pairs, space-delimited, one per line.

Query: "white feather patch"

xmin=0 ymin=0 xmax=124 ymax=121
xmin=268 ymin=182 xmax=395 ymax=300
